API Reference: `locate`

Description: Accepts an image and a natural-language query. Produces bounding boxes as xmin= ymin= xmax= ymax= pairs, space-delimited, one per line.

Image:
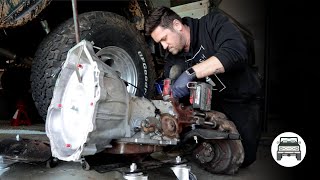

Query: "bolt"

xmin=194 ymin=136 xmax=198 ymax=143
xmin=176 ymin=156 xmax=182 ymax=164
xmin=130 ymin=163 xmax=137 ymax=172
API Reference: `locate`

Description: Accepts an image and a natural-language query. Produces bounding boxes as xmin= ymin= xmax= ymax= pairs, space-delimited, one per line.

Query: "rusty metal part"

xmin=160 ymin=98 xmax=239 ymax=143
xmin=192 ymin=139 xmax=244 ymax=175
xmin=170 ymin=98 xmax=195 ymax=133
xmin=188 ymin=110 xmax=244 ymax=174
xmin=0 ymin=0 xmax=52 ymax=28
xmin=141 ymin=122 xmax=156 ymax=134
xmin=182 ymin=129 xmax=241 ymax=142
xmin=141 ymin=117 xmax=161 ymax=134
xmin=128 ymin=0 xmax=145 ymax=30
xmin=204 ymin=110 xmax=239 ymax=134
xmin=103 ymin=142 xmax=162 ymax=154
xmin=180 ymin=110 xmax=241 ymax=141
xmin=160 ymin=113 xmax=179 ymax=138
xmin=193 ymin=116 xmax=216 ymax=128
xmin=194 ymin=142 xmax=214 ymax=164
xmin=117 ymin=136 xmax=178 ymax=146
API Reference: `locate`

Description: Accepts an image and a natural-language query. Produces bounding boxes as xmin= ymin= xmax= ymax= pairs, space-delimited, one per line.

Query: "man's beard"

xmin=170 ymin=33 xmax=185 ymax=55
xmin=169 ymin=47 xmax=179 ymax=55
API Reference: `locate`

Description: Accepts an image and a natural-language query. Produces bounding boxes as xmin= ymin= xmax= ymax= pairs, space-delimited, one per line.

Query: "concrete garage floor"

xmin=0 ymin=120 xmax=304 ymax=180
xmin=0 ymin=145 xmax=294 ymax=180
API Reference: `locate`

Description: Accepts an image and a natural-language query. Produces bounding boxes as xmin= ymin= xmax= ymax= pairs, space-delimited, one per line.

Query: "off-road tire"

xmin=296 ymin=154 xmax=301 ymax=160
xmin=277 ymin=153 xmax=282 ymax=160
xmin=31 ymin=11 xmax=155 ymax=121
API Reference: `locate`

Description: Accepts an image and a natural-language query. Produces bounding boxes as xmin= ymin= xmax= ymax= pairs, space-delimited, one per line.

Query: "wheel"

xmin=296 ymin=154 xmax=301 ymax=160
xmin=277 ymin=153 xmax=282 ymax=160
xmin=46 ymin=157 xmax=59 ymax=168
xmin=31 ymin=11 xmax=155 ymax=121
xmin=81 ymin=159 xmax=90 ymax=171
xmin=191 ymin=140 xmax=244 ymax=175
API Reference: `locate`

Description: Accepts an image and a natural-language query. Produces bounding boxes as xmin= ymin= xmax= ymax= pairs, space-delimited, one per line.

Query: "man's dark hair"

xmin=145 ymin=6 xmax=182 ymax=35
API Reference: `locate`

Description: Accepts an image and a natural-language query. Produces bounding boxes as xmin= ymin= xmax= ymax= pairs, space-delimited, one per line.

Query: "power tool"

xmin=162 ymin=78 xmax=213 ymax=111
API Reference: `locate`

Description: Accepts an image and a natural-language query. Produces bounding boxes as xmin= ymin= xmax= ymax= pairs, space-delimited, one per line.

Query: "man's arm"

xmin=192 ymin=56 xmax=225 ymax=78
xmin=206 ymin=11 xmax=248 ymax=72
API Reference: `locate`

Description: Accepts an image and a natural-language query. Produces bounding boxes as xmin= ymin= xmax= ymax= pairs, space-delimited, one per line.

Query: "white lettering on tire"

xmin=138 ymin=51 xmax=148 ymax=94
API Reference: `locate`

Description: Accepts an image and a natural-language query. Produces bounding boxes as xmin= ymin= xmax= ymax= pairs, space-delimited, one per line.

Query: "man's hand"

xmin=172 ymin=67 xmax=196 ymax=98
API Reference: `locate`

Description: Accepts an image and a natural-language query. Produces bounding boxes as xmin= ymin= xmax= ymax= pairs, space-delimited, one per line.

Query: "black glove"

xmin=172 ymin=67 xmax=196 ymax=98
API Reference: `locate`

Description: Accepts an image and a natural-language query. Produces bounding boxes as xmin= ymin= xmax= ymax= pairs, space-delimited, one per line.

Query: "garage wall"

xmin=220 ymin=0 xmax=316 ymax=137
xmin=218 ymin=0 xmax=269 ymax=131
xmin=219 ymin=0 xmax=266 ymax=76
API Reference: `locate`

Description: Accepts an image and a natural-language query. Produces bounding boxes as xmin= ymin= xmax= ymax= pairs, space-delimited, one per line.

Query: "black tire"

xmin=277 ymin=153 xmax=282 ymax=160
xmin=296 ymin=154 xmax=301 ymax=160
xmin=31 ymin=11 xmax=155 ymax=121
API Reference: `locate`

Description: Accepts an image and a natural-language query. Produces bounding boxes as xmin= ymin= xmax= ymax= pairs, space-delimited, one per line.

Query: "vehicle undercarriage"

xmin=45 ymin=40 xmax=244 ymax=175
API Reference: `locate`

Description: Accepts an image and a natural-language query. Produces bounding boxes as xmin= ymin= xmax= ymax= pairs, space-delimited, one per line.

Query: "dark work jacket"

xmin=164 ymin=10 xmax=261 ymax=101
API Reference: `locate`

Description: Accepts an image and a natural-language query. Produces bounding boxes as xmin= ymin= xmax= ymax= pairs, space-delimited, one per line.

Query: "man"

xmin=145 ymin=6 xmax=262 ymax=168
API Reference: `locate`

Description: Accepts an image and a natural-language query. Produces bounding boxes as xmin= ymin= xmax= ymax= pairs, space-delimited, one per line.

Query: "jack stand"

xmin=123 ymin=163 xmax=148 ymax=180
xmin=11 ymin=100 xmax=31 ymax=126
xmin=170 ymin=156 xmax=197 ymax=180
